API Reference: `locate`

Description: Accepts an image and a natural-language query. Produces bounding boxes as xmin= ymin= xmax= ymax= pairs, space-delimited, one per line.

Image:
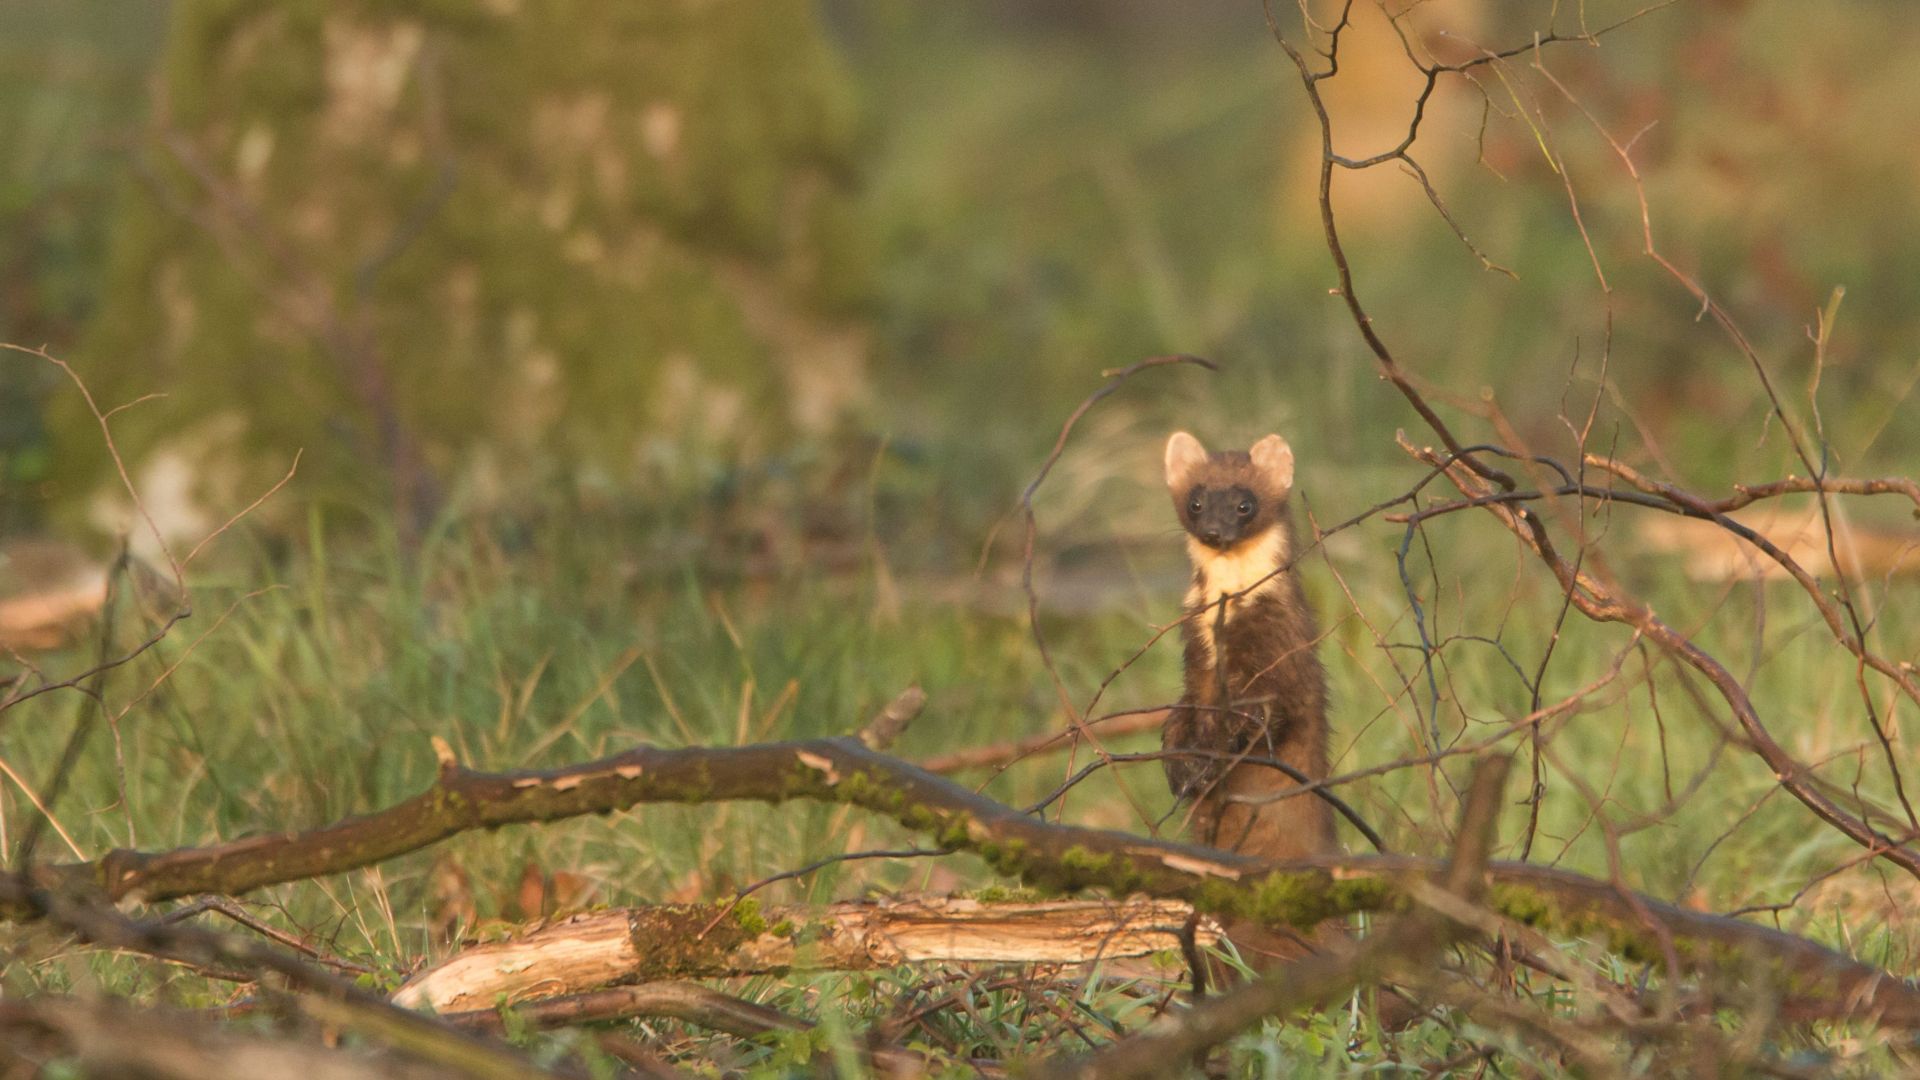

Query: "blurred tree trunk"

xmin=61 ymin=0 xmax=868 ymax=542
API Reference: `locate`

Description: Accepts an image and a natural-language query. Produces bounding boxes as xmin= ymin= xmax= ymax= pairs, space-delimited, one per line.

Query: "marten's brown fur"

xmin=1161 ymin=431 xmax=1334 ymax=863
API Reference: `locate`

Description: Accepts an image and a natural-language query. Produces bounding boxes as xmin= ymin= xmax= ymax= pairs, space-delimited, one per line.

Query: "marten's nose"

xmin=1200 ymin=528 xmax=1222 ymax=546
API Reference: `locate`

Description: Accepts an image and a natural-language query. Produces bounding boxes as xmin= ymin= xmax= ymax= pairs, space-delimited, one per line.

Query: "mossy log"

xmin=394 ymin=895 xmax=1219 ymax=1013
xmin=25 ymin=734 xmax=1920 ymax=1026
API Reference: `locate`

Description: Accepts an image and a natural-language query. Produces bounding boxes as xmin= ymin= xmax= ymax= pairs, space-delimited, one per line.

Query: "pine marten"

xmin=1161 ymin=431 xmax=1334 ymax=863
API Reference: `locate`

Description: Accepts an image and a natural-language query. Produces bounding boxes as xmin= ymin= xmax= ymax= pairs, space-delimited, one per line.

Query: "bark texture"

xmin=395 ymin=896 xmax=1219 ymax=1013
xmin=18 ymin=734 xmax=1920 ymax=1029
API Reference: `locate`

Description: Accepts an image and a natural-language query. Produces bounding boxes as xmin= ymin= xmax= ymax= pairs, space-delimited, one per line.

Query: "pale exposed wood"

xmin=39 ymin=733 xmax=1920 ymax=1029
xmin=395 ymin=895 xmax=1219 ymax=1014
xmin=0 ymin=540 xmax=108 ymax=652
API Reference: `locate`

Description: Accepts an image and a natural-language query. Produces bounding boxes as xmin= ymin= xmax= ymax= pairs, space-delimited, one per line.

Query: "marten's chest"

xmin=1182 ymin=528 xmax=1289 ymax=662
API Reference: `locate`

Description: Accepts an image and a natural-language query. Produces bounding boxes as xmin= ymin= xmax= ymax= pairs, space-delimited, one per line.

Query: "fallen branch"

xmin=860 ymin=686 xmax=928 ymax=751
xmin=1399 ymin=434 xmax=1920 ymax=880
xmin=395 ymin=895 xmax=1218 ymax=1012
xmin=442 ymin=981 xmax=807 ymax=1039
xmin=23 ymin=734 xmax=1920 ymax=1028
xmin=6 ymin=878 xmax=567 ymax=1080
xmin=1038 ymin=754 xmax=1510 ymax=1080
xmin=439 ymin=981 xmax=1002 ymax=1077
xmin=0 ymin=995 xmax=466 ymax=1080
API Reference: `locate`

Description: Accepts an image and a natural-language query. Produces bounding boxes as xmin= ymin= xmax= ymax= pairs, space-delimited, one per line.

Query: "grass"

xmin=3 ymin=425 xmax=1917 ymax=1074
xmin=6 ymin=2 xmax=1920 ymax=1074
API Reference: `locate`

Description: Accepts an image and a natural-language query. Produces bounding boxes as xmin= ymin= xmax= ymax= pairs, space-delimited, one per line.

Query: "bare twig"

xmin=917 ymin=708 xmax=1167 ymax=775
xmin=1017 ymin=353 xmax=1216 ymax=831
xmin=1259 ymin=0 xmax=1920 ymax=883
xmin=858 ymin=685 xmax=929 ymax=751
xmin=1401 ymin=435 xmax=1920 ymax=879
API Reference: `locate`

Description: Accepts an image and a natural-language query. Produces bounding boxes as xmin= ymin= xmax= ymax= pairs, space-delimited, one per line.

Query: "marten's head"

xmin=1163 ymin=432 xmax=1295 ymax=552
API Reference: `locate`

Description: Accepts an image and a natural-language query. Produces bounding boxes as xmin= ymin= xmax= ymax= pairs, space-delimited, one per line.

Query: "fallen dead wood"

xmin=0 ymin=995 xmax=469 ymax=1080
xmin=25 ymin=734 xmax=1920 ymax=1029
xmin=4 ymin=877 xmax=567 ymax=1080
xmin=441 ymin=981 xmax=809 ymax=1038
xmin=438 ymin=981 xmax=1004 ymax=1078
xmin=0 ymin=539 xmax=110 ymax=652
xmin=395 ymin=895 xmax=1218 ymax=1013
xmin=1040 ymin=756 xmax=1510 ymax=1080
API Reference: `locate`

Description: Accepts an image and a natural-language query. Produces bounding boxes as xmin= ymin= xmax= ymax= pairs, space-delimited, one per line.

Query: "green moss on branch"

xmin=18 ymin=736 xmax=1920 ymax=1027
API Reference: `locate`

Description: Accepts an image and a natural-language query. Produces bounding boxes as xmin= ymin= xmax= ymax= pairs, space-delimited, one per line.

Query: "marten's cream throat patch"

xmin=1184 ymin=527 xmax=1288 ymax=659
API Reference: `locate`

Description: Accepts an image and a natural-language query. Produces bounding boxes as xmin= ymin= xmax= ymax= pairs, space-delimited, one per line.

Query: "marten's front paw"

xmin=1160 ymin=708 xmax=1223 ymax=800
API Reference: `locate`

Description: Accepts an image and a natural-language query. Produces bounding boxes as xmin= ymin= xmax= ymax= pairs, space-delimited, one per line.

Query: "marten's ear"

xmin=1250 ymin=434 xmax=1295 ymax=495
xmin=1164 ymin=431 xmax=1208 ymax=490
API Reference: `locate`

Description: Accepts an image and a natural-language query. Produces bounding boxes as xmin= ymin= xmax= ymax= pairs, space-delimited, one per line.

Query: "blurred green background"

xmin=8 ymin=0 xmax=1917 ymax=550
xmin=2 ymin=1 xmax=1920 ymax=1057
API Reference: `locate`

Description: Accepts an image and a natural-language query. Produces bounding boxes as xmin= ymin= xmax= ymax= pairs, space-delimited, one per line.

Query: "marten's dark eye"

xmin=1187 ymin=497 xmax=1203 ymax=515
xmin=1236 ymin=499 xmax=1254 ymax=517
